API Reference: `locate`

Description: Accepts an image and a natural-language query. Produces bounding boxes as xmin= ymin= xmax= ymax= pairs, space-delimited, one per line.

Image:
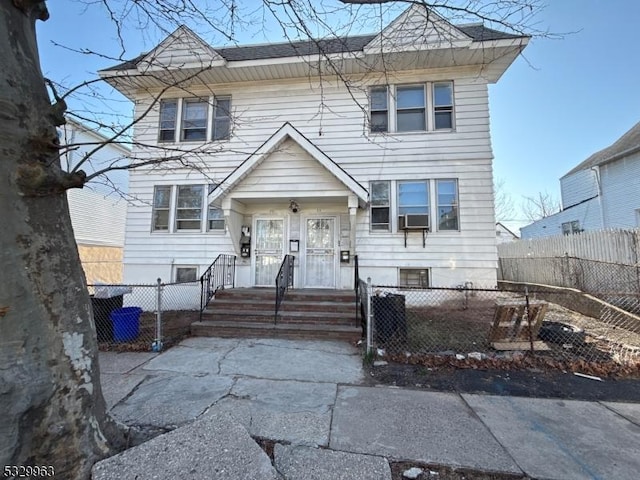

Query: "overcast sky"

xmin=37 ymin=1 xmax=640 ymax=233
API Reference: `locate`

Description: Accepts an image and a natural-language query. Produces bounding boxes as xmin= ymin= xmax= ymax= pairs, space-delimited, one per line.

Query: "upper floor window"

xmin=433 ymin=82 xmax=454 ymax=130
xmin=158 ymin=96 xmax=232 ymax=143
xmin=369 ymin=81 xmax=454 ymax=133
xmin=436 ymin=179 xmax=459 ymax=231
xmin=370 ymin=181 xmax=390 ymax=231
xmin=212 ymin=96 xmax=231 ymax=141
xmin=370 ymin=87 xmax=389 ymax=133
xmin=181 ymin=99 xmax=208 ymax=142
xmin=396 ymin=85 xmax=426 ymax=132
xmin=159 ymin=99 xmax=178 ymax=142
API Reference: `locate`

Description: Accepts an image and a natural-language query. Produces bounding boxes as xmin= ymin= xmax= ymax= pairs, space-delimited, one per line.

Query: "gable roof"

xmin=209 ymin=123 xmax=368 ymax=205
xmin=103 ymin=16 xmax=525 ymax=72
xmin=563 ymin=120 xmax=640 ymax=177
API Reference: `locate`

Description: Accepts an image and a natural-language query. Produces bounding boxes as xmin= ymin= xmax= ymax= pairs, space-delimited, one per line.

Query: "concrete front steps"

xmin=191 ymin=288 xmax=362 ymax=342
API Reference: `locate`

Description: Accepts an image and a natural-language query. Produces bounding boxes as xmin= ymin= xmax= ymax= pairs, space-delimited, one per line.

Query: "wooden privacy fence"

xmin=498 ymin=229 xmax=640 ymax=265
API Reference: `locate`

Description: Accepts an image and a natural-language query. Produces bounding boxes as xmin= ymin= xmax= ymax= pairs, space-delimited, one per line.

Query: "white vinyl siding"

xmin=125 ymin=72 xmax=497 ymax=287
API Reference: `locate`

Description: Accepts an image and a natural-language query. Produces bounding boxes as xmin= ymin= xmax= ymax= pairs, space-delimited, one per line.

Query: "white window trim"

xmin=398 ymin=268 xmax=431 ymax=288
xmin=435 ymin=178 xmax=460 ymax=232
xmin=158 ymin=96 xmax=231 ymax=144
xmin=173 ymin=265 xmax=199 ymax=283
xmin=370 ymin=180 xmax=391 ymax=232
xmin=370 ymin=81 xmax=455 ymax=135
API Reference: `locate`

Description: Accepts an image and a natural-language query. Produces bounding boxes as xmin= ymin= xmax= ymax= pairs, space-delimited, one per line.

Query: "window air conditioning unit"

xmin=399 ymin=214 xmax=430 ymax=230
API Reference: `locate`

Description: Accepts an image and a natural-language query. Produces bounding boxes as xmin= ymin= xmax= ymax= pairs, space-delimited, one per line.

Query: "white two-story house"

xmin=521 ymin=120 xmax=640 ymax=239
xmin=100 ymin=5 xmax=528 ymax=291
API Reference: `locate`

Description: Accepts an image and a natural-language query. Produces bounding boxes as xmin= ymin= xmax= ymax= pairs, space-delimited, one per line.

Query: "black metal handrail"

xmin=354 ymin=254 xmax=360 ymax=327
xmin=275 ymin=254 xmax=295 ymax=323
xmin=200 ymin=254 xmax=236 ymax=319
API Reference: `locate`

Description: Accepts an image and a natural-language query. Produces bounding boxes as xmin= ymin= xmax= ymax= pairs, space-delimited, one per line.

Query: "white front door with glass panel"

xmin=304 ymin=218 xmax=336 ymax=288
xmin=254 ymin=219 xmax=284 ymax=286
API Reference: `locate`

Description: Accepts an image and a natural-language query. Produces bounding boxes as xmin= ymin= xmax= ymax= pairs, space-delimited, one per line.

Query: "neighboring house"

xmin=60 ymin=119 xmax=130 ymax=283
xmin=496 ymin=222 xmax=519 ymax=244
xmin=100 ymin=5 xmax=528 ymax=289
xmin=521 ymin=121 xmax=640 ymax=239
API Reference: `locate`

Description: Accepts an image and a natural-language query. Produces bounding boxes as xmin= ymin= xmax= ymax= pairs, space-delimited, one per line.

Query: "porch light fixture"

xmin=340 ymin=250 xmax=350 ymax=263
xmin=289 ymin=200 xmax=299 ymax=213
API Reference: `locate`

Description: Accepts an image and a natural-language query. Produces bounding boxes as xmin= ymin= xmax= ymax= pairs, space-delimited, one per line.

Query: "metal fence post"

xmin=366 ymin=277 xmax=373 ymax=355
xmin=153 ymin=277 xmax=163 ymax=352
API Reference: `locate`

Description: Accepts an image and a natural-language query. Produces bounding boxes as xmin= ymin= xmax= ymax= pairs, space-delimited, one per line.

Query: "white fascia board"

xmin=468 ymin=37 xmax=530 ymax=50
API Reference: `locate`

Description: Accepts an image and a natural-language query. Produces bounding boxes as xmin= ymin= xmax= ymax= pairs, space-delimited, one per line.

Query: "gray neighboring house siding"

xmin=521 ymin=121 xmax=640 ymax=238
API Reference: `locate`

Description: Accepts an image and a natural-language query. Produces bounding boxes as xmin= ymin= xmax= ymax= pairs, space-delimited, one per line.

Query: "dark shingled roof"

xmin=102 ymin=24 xmax=526 ymax=71
xmin=458 ymin=24 xmax=523 ymax=41
xmin=563 ymin=121 xmax=640 ymax=177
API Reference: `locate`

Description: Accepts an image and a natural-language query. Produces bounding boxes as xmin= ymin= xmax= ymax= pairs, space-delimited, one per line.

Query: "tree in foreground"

xmin=0 ymin=1 xmax=545 ymax=477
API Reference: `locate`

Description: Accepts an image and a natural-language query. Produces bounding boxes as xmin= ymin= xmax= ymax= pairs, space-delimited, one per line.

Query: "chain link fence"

xmin=360 ymin=284 xmax=640 ymax=368
xmin=499 ymin=256 xmax=640 ymax=315
xmin=89 ymin=280 xmax=200 ymax=352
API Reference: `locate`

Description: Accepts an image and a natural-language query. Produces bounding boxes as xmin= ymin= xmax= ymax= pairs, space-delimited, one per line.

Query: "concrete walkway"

xmin=94 ymin=337 xmax=640 ymax=479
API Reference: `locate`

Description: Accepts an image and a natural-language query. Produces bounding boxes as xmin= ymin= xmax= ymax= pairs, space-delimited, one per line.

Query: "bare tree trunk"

xmin=0 ymin=3 xmax=123 ymax=478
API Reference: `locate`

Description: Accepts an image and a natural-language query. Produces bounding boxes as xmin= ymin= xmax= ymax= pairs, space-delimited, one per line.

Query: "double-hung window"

xmin=370 ymin=181 xmax=391 ymax=231
xmin=175 ymin=185 xmax=203 ymax=231
xmin=212 ymin=96 xmax=231 ymax=141
xmin=436 ymin=179 xmax=459 ymax=231
xmin=433 ymin=82 xmax=454 ymax=130
xmin=181 ymin=99 xmax=208 ymax=141
xmin=398 ymin=181 xmax=429 ymax=228
xmin=207 ymin=184 xmax=225 ymax=231
xmin=159 ymin=99 xmax=178 ymax=142
xmin=152 ymin=186 xmax=172 ymax=231
xmin=396 ymin=85 xmax=426 ymax=132
xmin=370 ymin=87 xmax=389 ymax=133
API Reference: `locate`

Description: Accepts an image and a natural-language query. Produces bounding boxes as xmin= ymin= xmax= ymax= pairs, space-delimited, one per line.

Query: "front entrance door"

xmin=304 ymin=218 xmax=336 ymax=288
xmin=254 ymin=218 xmax=284 ymax=286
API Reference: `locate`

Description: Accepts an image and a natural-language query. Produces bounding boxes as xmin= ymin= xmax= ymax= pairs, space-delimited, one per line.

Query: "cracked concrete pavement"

xmin=97 ymin=337 xmax=640 ymax=479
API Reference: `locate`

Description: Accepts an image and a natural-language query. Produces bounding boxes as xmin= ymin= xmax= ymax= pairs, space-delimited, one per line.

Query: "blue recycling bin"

xmin=111 ymin=307 xmax=142 ymax=342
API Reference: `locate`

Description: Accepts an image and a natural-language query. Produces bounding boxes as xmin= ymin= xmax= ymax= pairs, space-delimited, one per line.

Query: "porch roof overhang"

xmin=209 ymin=123 xmax=368 ymax=208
